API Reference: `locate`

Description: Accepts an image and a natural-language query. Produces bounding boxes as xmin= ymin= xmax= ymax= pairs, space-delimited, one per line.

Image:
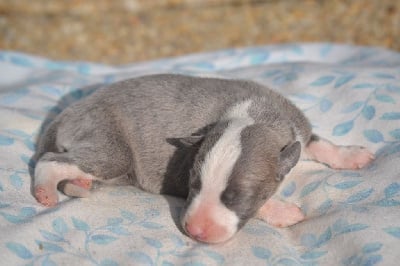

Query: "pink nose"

xmin=185 ymin=222 xmax=207 ymax=241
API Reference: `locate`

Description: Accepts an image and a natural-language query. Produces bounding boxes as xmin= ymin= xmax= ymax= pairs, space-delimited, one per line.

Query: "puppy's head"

xmin=179 ymin=122 xmax=301 ymax=244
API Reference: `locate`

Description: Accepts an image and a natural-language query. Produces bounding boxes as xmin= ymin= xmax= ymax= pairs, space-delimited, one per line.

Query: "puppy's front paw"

xmin=333 ymin=146 xmax=374 ymax=169
xmin=257 ymin=199 xmax=305 ymax=227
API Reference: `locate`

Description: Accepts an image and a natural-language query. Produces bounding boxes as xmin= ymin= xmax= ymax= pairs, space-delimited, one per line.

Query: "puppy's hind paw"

xmin=62 ymin=183 xmax=91 ymax=198
xmin=69 ymin=178 xmax=93 ymax=190
xmin=34 ymin=185 xmax=59 ymax=207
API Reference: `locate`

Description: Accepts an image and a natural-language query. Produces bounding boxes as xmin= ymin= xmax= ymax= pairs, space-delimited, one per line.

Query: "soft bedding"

xmin=0 ymin=44 xmax=399 ymax=266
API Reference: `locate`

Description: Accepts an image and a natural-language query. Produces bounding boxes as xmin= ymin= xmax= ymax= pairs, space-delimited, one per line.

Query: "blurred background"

xmin=0 ymin=0 xmax=399 ymax=65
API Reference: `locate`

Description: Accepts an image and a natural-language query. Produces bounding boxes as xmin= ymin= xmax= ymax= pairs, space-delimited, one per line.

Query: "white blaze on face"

xmin=201 ymin=99 xmax=254 ymax=197
xmin=183 ymin=100 xmax=255 ymax=243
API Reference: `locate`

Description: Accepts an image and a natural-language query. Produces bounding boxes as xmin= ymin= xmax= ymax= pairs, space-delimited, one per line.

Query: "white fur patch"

xmin=34 ymin=161 xmax=96 ymax=186
xmin=200 ymin=99 xmax=254 ymax=198
xmin=182 ymin=100 xmax=254 ymax=237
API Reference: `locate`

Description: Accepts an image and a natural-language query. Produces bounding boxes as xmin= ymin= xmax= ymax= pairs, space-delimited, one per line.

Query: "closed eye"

xmin=189 ymin=170 xmax=202 ymax=193
xmin=221 ymin=189 xmax=237 ymax=207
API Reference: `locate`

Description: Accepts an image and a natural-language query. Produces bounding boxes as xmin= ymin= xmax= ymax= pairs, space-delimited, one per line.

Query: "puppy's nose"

xmin=185 ymin=222 xmax=207 ymax=241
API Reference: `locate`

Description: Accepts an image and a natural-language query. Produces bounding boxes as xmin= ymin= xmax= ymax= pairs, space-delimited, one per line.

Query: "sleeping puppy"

xmin=33 ymin=74 xmax=374 ymax=244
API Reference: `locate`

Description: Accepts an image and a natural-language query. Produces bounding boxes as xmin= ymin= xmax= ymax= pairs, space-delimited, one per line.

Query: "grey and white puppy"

xmin=33 ymin=74 xmax=373 ymax=243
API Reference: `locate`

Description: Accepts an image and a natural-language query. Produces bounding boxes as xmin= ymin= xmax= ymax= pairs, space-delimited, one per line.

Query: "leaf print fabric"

xmin=1 ymin=44 xmax=400 ymax=265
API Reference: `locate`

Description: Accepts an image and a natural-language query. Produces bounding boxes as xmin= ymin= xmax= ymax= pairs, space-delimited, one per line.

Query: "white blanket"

xmin=0 ymin=44 xmax=399 ymax=266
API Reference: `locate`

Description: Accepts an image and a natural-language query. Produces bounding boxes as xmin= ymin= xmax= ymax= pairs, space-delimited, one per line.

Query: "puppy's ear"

xmin=276 ymin=141 xmax=301 ymax=181
xmin=179 ymin=135 xmax=205 ymax=147
xmin=167 ymin=134 xmax=205 ymax=148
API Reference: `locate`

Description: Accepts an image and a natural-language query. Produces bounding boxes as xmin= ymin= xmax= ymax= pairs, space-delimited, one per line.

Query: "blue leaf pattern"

xmin=334 ymin=181 xmax=363 ymax=190
xmin=9 ymin=55 xmax=34 ymax=67
xmin=385 ymin=84 xmax=400 ymax=93
xmin=0 ymin=135 xmax=14 ymax=146
xmin=315 ymin=227 xmax=332 ymax=247
xmin=362 ymin=243 xmax=382 ymax=254
xmin=9 ymin=173 xmax=23 ymax=189
xmin=317 ymin=199 xmax=333 ymax=215
xmin=363 ymin=255 xmax=382 ymax=266
xmin=375 ymin=94 xmax=396 ymax=104
xmin=91 ymin=234 xmax=118 ymax=245
xmin=0 ymin=88 xmax=29 ymax=105
xmin=139 ymin=221 xmax=163 ymax=229
xmin=362 ymin=105 xmax=376 ymax=120
xmin=39 ymin=230 xmax=64 ymax=242
xmin=6 ymin=242 xmax=33 ymax=259
xmin=373 ymin=198 xmax=400 ymax=207
xmin=343 ymin=242 xmax=383 ymax=266
xmin=301 ymin=250 xmax=327 ymax=260
xmin=301 ymin=234 xmax=318 ymax=248
xmin=249 ymin=53 xmax=269 ymax=64
xmin=310 ymin=76 xmax=335 ymax=86
xmin=252 ymin=246 xmax=271 ymax=259
xmin=332 ymin=120 xmax=354 ymax=136
xmin=281 ymin=181 xmax=296 ymax=197
xmin=352 ymin=83 xmax=376 ymax=89
xmin=373 ymin=73 xmax=395 ymax=79
xmin=363 ymin=129 xmax=384 ymax=143
xmin=345 ymin=188 xmax=374 ymax=204
xmin=320 ymin=98 xmax=333 ymax=112
xmin=143 ymin=236 xmax=163 ymax=249
xmin=120 ymin=210 xmax=137 ymax=222
xmin=300 ymin=181 xmax=322 ymax=198
xmin=336 ymin=223 xmax=369 ymax=235
xmin=100 ymin=259 xmax=119 ymax=266
xmin=342 ymin=101 xmax=363 ymax=113
xmin=72 ymin=217 xmax=90 ymax=232
xmin=384 ymin=183 xmax=400 ymax=198
xmin=380 ymin=112 xmax=400 ymax=120
xmin=334 ymin=74 xmax=355 ymax=88
xmin=383 ymin=227 xmax=400 ymax=239
xmin=52 ymin=218 xmax=69 ymax=235
xmin=273 ymin=72 xmax=298 ymax=85
xmin=389 ymin=129 xmax=400 ymax=140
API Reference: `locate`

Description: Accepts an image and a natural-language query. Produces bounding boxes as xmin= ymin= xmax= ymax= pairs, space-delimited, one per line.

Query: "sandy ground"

xmin=0 ymin=0 xmax=399 ymax=64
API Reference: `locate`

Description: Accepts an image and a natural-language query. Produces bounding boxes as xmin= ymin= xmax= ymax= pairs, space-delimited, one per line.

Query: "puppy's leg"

xmin=59 ymin=178 xmax=93 ymax=198
xmin=304 ymin=135 xmax=374 ymax=169
xmin=256 ymin=198 xmax=305 ymax=227
xmin=34 ymin=153 xmax=97 ymax=207
xmin=34 ymin=135 xmax=132 ymax=207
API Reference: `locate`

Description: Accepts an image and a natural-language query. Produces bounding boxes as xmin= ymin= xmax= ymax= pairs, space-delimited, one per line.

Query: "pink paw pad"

xmin=34 ymin=185 xmax=58 ymax=207
xmin=69 ymin=178 xmax=92 ymax=190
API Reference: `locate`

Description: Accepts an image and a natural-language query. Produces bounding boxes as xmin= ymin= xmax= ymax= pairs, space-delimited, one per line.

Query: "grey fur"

xmin=35 ymin=74 xmax=313 ymax=227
